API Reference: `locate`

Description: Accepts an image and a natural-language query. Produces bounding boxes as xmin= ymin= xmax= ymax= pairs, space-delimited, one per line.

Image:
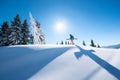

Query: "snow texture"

xmin=0 ymin=45 xmax=120 ymax=80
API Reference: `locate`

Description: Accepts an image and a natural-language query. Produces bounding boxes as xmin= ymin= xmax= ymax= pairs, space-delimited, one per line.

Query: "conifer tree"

xmin=83 ymin=41 xmax=86 ymax=46
xmin=28 ymin=34 xmax=33 ymax=44
xmin=29 ymin=13 xmax=45 ymax=44
xmin=65 ymin=41 xmax=67 ymax=45
xmin=1 ymin=21 xmax=10 ymax=45
xmin=68 ymin=41 xmax=70 ymax=45
xmin=97 ymin=44 xmax=100 ymax=48
xmin=9 ymin=14 xmax=21 ymax=45
xmin=61 ymin=41 xmax=64 ymax=45
xmin=0 ymin=29 xmax=2 ymax=45
xmin=21 ymin=19 xmax=29 ymax=44
xmin=90 ymin=40 xmax=96 ymax=47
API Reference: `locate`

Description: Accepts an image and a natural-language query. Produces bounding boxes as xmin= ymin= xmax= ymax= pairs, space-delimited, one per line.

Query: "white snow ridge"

xmin=0 ymin=45 xmax=120 ymax=80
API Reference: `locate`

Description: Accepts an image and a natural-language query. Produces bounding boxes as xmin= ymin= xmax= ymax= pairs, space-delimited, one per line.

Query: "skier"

xmin=67 ymin=34 xmax=77 ymax=45
xmin=69 ymin=34 xmax=74 ymax=45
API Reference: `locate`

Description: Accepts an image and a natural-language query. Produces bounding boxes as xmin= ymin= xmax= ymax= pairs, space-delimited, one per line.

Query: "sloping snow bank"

xmin=29 ymin=45 xmax=120 ymax=80
xmin=0 ymin=45 xmax=120 ymax=80
xmin=0 ymin=45 xmax=73 ymax=80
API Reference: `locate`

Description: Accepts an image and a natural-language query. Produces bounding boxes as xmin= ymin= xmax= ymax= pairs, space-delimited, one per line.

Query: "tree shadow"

xmin=0 ymin=46 xmax=72 ymax=80
xmin=74 ymin=45 xmax=120 ymax=79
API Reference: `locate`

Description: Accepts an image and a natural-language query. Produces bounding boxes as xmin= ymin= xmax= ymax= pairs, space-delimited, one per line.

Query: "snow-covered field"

xmin=104 ymin=44 xmax=120 ymax=49
xmin=0 ymin=45 xmax=120 ymax=80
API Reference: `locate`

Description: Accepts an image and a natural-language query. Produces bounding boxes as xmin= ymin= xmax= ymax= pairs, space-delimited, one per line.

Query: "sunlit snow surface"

xmin=0 ymin=45 xmax=120 ymax=80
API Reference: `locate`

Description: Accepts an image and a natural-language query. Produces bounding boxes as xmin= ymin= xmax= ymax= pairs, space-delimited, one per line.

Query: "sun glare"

xmin=55 ymin=21 xmax=66 ymax=34
xmin=56 ymin=22 xmax=64 ymax=30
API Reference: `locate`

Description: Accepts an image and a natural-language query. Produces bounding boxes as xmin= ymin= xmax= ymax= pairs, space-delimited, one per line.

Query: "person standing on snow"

xmin=67 ymin=34 xmax=77 ymax=45
xmin=69 ymin=34 xmax=75 ymax=45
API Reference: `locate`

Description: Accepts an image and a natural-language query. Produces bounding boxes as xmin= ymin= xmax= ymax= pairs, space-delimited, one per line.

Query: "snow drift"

xmin=104 ymin=44 xmax=120 ymax=49
xmin=0 ymin=45 xmax=120 ymax=80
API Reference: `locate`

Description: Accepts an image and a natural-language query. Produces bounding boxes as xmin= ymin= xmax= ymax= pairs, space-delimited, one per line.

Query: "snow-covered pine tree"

xmin=83 ymin=41 xmax=86 ymax=46
xmin=61 ymin=41 xmax=64 ymax=45
xmin=29 ymin=12 xmax=45 ymax=44
xmin=21 ymin=19 xmax=29 ymax=45
xmin=90 ymin=40 xmax=96 ymax=47
xmin=28 ymin=34 xmax=33 ymax=44
xmin=0 ymin=29 xmax=2 ymax=45
xmin=68 ymin=41 xmax=70 ymax=45
xmin=35 ymin=20 xmax=45 ymax=44
xmin=1 ymin=21 xmax=10 ymax=45
xmin=97 ymin=44 xmax=100 ymax=48
xmin=9 ymin=14 xmax=22 ymax=45
xmin=65 ymin=41 xmax=67 ymax=45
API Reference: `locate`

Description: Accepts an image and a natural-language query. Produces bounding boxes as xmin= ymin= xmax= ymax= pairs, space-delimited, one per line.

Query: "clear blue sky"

xmin=0 ymin=0 xmax=120 ymax=46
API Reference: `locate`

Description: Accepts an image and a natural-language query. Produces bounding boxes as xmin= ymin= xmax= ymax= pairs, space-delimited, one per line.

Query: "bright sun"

xmin=55 ymin=21 xmax=66 ymax=34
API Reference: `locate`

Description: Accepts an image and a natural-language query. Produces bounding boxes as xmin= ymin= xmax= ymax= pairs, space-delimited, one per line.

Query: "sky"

xmin=0 ymin=0 xmax=120 ymax=46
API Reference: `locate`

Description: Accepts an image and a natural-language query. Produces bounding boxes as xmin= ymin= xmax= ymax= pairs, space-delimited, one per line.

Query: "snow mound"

xmin=0 ymin=45 xmax=120 ymax=80
xmin=104 ymin=44 xmax=120 ymax=49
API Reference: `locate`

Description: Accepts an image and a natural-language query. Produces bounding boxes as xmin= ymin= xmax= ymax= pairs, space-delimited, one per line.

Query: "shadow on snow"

xmin=0 ymin=46 xmax=72 ymax=80
xmin=74 ymin=45 xmax=120 ymax=80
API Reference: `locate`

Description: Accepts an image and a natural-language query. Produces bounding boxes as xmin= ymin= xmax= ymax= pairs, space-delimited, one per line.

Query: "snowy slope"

xmin=104 ymin=44 xmax=120 ymax=49
xmin=0 ymin=45 xmax=120 ymax=80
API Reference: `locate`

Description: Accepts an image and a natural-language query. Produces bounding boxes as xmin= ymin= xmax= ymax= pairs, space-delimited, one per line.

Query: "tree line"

xmin=82 ymin=40 xmax=100 ymax=48
xmin=57 ymin=41 xmax=70 ymax=45
xmin=57 ymin=40 xmax=100 ymax=48
xmin=0 ymin=14 xmax=33 ymax=46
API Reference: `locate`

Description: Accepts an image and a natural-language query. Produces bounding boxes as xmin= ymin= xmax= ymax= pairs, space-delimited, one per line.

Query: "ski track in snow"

xmin=0 ymin=45 xmax=120 ymax=80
